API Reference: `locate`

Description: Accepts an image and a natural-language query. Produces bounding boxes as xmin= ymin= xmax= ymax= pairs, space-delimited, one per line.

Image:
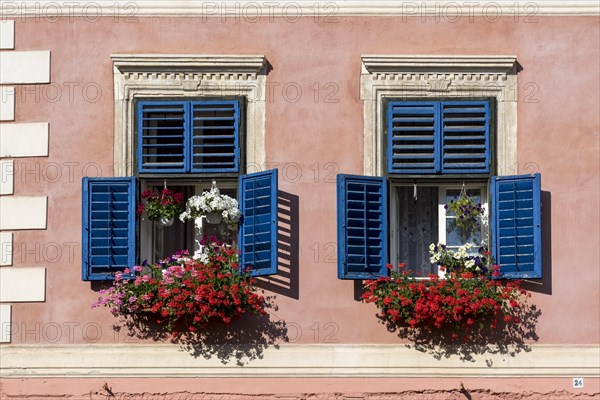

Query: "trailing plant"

xmin=92 ymin=241 xmax=266 ymax=334
xmin=429 ymin=242 xmax=491 ymax=276
xmin=361 ymin=263 xmax=530 ymax=342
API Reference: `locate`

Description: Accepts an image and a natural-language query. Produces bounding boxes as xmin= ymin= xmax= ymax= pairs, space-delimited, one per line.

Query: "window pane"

xmin=151 ymin=185 xmax=195 ymax=261
xmin=445 ymin=188 xmax=482 ymax=253
xmin=396 ymin=186 xmax=438 ymax=277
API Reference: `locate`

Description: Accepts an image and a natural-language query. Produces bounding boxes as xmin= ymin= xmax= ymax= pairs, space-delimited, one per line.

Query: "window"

xmin=339 ymin=55 xmax=541 ymax=280
xmin=82 ymin=55 xmax=278 ymax=280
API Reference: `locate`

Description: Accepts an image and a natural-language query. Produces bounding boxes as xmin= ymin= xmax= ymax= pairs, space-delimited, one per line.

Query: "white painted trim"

xmin=0 ymin=122 xmax=49 ymax=157
xmin=0 ymin=1 xmax=597 ymax=17
xmin=111 ymin=54 xmax=267 ymax=176
xmin=360 ymin=55 xmax=518 ymax=177
xmin=0 ymin=86 xmax=15 ymax=121
xmin=0 ymin=305 xmax=10 ymax=343
xmin=0 ymin=51 xmax=50 ymax=84
xmin=0 ymin=20 xmax=14 ymax=49
xmin=0 ymin=344 xmax=598 ymax=378
xmin=0 ymin=232 xmax=12 ymax=266
xmin=0 ymin=196 xmax=47 ymax=230
xmin=0 ymin=159 xmax=14 ymax=195
xmin=0 ymin=267 xmax=46 ymax=302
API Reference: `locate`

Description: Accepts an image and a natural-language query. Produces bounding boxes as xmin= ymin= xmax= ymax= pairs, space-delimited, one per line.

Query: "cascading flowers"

xmin=91 ymin=241 xmax=266 ymax=334
xmin=429 ymin=242 xmax=491 ymax=276
xmin=361 ymin=263 xmax=530 ymax=342
xmin=179 ymin=182 xmax=241 ymax=229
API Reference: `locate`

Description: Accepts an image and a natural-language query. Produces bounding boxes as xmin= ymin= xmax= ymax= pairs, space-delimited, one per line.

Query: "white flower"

xmin=179 ymin=184 xmax=241 ymax=225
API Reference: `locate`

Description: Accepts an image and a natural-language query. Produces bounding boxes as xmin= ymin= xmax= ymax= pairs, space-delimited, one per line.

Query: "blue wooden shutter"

xmin=238 ymin=169 xmax=278 ymax=276
xmin=82 ymin=177 xmax=136 ymax=281
xmin=137 ymin=101 xmax=188 ymax=173
xmin=191 ymin=100 xmax=240 ymax=173
xmin=387 ymin=101 xmax=440 ymax=174
xmin=491 ymin=173 xmax=542 ymax=279
xmin=441 ymin=101 xmax=490 ymax=173
xmin=337 ymin=174 xmax=388 ymax=279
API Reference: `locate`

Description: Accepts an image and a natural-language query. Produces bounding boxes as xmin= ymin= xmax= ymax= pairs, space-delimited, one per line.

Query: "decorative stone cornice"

xmin=111 ymin=54 xmax=267 ymax=80
xmin=362 ymin=55 xmax=518 ymax=74
xmin=1 ymin=1 xmax=598 ymax=17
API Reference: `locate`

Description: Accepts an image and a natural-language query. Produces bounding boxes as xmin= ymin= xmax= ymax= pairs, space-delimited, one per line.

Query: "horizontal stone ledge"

xmin=1 ymin=344 xmax=598 ymax=378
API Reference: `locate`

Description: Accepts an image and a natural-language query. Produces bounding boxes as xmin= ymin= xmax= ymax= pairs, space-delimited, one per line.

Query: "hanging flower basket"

xmin=179 ymin=181 xmax=240 ymax=230
xmin=137 ymin=187 xmax=185 ymax=223
xmin=445 ymin=187 xmax=485 ymax=237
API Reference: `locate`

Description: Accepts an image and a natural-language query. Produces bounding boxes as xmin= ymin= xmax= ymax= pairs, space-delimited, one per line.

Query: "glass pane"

xmin=446 ymin=219 xmax=481 ymax=249
xmin=151 ymin=185 xmax=195 ymax=261
xmin=396 ymin=186 xmax=438 ymax=277
xmin=445 ymin=188 xmax=482 ymax=253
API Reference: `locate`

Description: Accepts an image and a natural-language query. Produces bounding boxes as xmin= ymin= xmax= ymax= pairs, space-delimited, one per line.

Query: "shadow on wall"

xmin=386 ymin=301 xmax=542 ymax=362
xmin=255 ymin=190 xmax=300 ymax=299
xmin=523 ymin=190 xmax=552 ymax=296
xmin=113 ymin=296 xmax=289 ymax=365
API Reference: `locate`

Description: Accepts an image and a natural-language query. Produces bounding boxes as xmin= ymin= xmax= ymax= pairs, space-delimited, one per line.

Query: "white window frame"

xmin=139 ymin=180 xmax=239 ymax=263
xmin=389 ymin=182 xmax=488 ymax=277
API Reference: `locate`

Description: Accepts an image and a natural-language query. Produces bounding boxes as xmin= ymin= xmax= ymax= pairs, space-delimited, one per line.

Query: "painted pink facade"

xmin=0 ymin=2 xmax=599 ymax=399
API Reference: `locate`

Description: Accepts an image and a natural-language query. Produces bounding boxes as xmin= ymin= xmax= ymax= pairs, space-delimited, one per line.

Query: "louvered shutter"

xmin=441 ymin=101 xmax=490 ymax=173
xmin=387 ymin=101 xmax=440 ymax=174
xmin=82 ymin=177 xmax=136 ymax=281
xmin=238 ymin=169 xmax=278 ymax=276
xmin=337 ymin=174 xmax=388 ymax=279
xmin=491 ymin=173 xmax=542 ymax=279
xmin=191 ymin=100 xmax=240 ymax=173
xmin=137 ymin=101 xmax=188 ymax=173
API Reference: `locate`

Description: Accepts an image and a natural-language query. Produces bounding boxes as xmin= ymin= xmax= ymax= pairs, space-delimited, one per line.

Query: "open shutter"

xmin=491 ymin=173 xmax=542 ymax=279
xmin=238 ymin=169 xmax=278 ymax=276
xmin=191 ymin=100 xmax=240 ymax=173
xmin=82 ymin=177 xmax=136 ymax=281
xmin=137 ymin=101 xmax=188 ymax=173
xmin=441 ymin=101 xmax=490 ymax=173
xmin=337 ymin=174 xmax=388 ymax=279
xmin=387 ymin=101 xmax=440 ymax=174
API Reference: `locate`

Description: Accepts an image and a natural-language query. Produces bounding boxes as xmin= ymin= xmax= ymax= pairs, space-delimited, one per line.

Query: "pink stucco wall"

xmin=6 ymin=15 xmax=599 ymax=350
xmin=2 ymin=376 xmax=600 ymax=399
